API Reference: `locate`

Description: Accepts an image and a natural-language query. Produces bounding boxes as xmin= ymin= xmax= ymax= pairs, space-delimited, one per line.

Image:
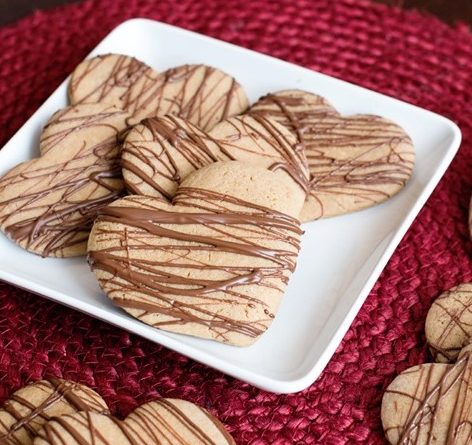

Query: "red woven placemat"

xmin=0 ymin=0 xmax=471 ymax=443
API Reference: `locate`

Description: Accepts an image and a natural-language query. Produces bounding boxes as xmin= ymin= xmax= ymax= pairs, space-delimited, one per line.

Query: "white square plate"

xmin=0 ymin=19 xmax=461 ymax=393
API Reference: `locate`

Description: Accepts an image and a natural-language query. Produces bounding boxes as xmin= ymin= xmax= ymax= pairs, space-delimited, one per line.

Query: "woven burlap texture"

xmin=0 ymin=0 xmax=471 ymax=443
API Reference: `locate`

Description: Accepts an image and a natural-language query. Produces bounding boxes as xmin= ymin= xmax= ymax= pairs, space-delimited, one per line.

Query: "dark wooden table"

xmin=0 ymin=0 xmax=471 ymax=27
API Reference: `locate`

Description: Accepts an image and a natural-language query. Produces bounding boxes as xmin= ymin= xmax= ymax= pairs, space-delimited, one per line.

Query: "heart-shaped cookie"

xmin=121 ymin=114 xmax=309 ymax=206
xmin=425 ymin=283 xmax=472 ymax=363
xmin=88 ymin=161 xmax=303 ymax=345
xmin=0 ymin=103 xmax=130 ymax=257
xmin=381 ymin=346 xmax=472 ymax=445
xmin=249 ymin=90 xmax=415 ymax=222
xmin=69 ymin=54 xmax=249 ymax=129
xmin=0 ymin=379 xmax=108 ymax=445
xmin=33 ymin=398 xmax=234 ymax=445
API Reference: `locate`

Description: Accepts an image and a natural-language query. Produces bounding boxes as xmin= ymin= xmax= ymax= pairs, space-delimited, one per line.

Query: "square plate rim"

xmin=0 ymin=18 xmax=462 ymax=393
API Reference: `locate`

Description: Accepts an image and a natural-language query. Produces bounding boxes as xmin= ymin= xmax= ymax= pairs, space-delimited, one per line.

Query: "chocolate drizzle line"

xmin=384 ymin=352 xmax=472 ymax=444
xmin=428 ymin=285 xmax=472 ymax=362
xmin=88 ymin=191 xmax=302 ymax=343
xmin=0 ymin=379 xmax=108 ymax=444
xmin=250 ymin=91 xmax=414 ymax=218
xmin=0 ymin=106 xmax=128 ymax=257
xmin=70 ymin=56 xmax=247 ymax=130
xmin=122 ymin=114 xmax=309 ymax=200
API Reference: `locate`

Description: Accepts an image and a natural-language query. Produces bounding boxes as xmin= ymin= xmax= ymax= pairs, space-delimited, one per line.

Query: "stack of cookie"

xmin=0 ymin=379 xmax=235 ymax=444
xmin=0 ymin=53 xmax=416 ymax=346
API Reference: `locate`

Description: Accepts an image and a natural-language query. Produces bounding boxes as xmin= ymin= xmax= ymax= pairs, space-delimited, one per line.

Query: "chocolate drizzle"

xmin=0 ymin=379 xmax=108 ymax=445
xmin=70 ymin=55 xmax=248 ymax=130
xmin=249 ymin=90 xmax=415 ymax=219
xmin=88 ymin=191 xmax=302 ymax=344
xmin=0 ymin=104 xmax=129 ymax=257
xmin=121 ymin=114 xmax=309 ymax=200
xmin=383 ymin=351 xmax=472 ymax=444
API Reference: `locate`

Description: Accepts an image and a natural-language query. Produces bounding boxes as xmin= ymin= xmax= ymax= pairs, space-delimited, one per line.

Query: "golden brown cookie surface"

xmin=88 ymin=162 xmax=303 ymax=345
xmin=0 ymin=379 xmax=108 ymax=445
xmin=33 ymin=398 xmax=235 ymax=445
xmin=121 ymin=114 xmax=309 ymax=207
xmin=70 ymin=55 xmax=248 ymax=129
xmin=0 ymin=103 xmax=130 ymax=257
xmin=249 ymin=90 xmax=415 ymax=221
xmin=425 ymin=283 xmax=472 ymax=363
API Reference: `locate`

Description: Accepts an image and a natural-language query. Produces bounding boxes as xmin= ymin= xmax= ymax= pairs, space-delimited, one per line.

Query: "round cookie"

xmin=70 ymin=55 xmax=249 ymax=129
xmin=381 ymin=345 xmax=472 ymax=445
xmin=121 ymin=114 xmax=309 ymax=207
xmin=88 ymin=161 xmax=303 ymax=346
xmin=249 ymin=90 xmax=415 ymax=222
xmin=0 ymin=379 xmax=108 ymax=445
xmin=34 ymin=398 xmax=235 ymax=445
xmin=425 ymin=282 xmax=472 ymax=363
xmin=0 ymin=103 xmax=130 ymax=257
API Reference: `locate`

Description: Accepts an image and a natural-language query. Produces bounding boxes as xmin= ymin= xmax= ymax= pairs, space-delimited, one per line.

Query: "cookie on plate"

xmin=121 ymin=114 xmax=309 ymax=206
xmin=88 ymin=161 xmax=303 ymax=346
xmin=0 ymin=379 xmax=108 ymax=445
xmin=0 ymin=103 xmax=130 ymax=257
xmin=425 ymin=282 xmax=472 ymax=363
xmin=34 ymin=398 xmax=235 ymax=445
xmin=70 ymin=55 xmax=249 ymax=129
xmin=249 ymin=90 xmax=415 ymax=222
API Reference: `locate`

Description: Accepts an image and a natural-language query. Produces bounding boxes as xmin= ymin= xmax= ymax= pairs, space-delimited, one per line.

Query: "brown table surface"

xmin=0 ymin=0 xmax=471 ymax=27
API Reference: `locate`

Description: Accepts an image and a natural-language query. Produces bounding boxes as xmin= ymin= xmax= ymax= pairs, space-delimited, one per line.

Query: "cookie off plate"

xmin=0 ymin=19 xmax=461 ymax=393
